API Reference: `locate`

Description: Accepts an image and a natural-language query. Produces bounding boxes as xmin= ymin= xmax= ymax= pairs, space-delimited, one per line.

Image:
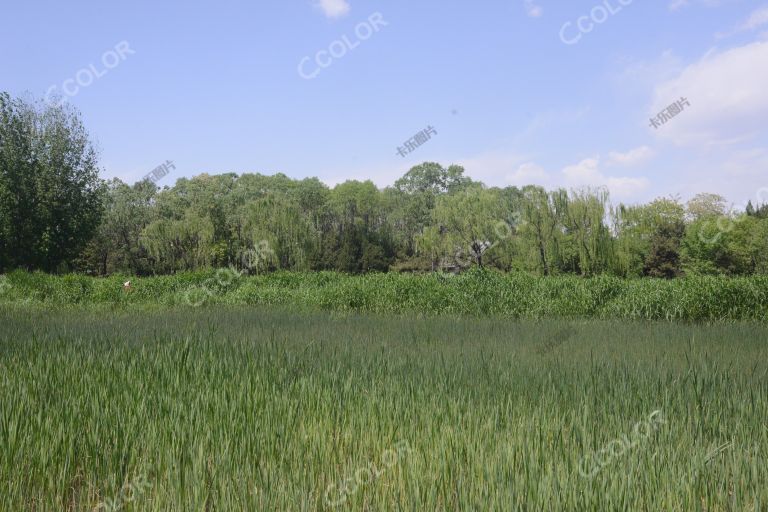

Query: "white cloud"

xmin=524 ymin=0 xmax=543 ymax=18
xmin=454 ymin=149 xmax=650 ymax=201
xmin=649 ymin=41 xmax=768 ymax=146
xmin=562 ymin=157 xmax=650 ymax=200
xmin=315 ymin=0 xmax=350 ymax=19
xmin=505 ymin=162 xmax=550 ymax=187
xmin=453 ymin=148 xmax=651 ymax=201
xmin=455 ymin=150 xmax=530 ymax=186
xmin=607 ymin=146 xmax=655 ymax=166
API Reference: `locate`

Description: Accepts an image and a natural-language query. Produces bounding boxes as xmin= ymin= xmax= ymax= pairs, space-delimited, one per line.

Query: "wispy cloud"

xmin=669 ymin=0 xmax=728 ymax=12
xmin=742 ymin=5 xmax=768 ymax=30
xmin=315 ymin=0 xmax=350 ymax=19
xmin=717 ymin=5 xmax=768 ymax=38
xmin=669 ymin=0 xmax=688 ymax=10
xmin=524 ymin=0 xmax=543 ymax=18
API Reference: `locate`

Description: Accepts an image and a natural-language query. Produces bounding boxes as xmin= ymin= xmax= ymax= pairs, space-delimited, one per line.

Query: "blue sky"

xmin=2 ymin=0 xmax=768 ymax=205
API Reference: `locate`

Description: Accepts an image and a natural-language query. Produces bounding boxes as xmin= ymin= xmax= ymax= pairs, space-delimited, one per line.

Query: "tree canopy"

xmin=0 ymin=93 xmax=103 ymax=272
xmin=3 ymin=92 xmax=768 ymax=278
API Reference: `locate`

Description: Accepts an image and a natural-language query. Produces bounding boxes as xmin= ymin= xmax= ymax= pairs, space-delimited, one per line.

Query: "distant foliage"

xmin=3 ymin=92 xmax=768 ymax=278
xmin=70 ymin=168 xmax=768 ymax=279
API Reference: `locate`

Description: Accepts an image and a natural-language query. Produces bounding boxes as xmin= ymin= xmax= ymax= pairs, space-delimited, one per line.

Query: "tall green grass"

xmin=1 ymin=268 xmax=767 ymax=321
xmin=1 ymin=307 xmax=766 ymax=510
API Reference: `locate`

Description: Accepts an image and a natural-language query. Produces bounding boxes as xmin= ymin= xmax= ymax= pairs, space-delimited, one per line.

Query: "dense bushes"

xmin=1 ymin=269 xmax=766 ymax=321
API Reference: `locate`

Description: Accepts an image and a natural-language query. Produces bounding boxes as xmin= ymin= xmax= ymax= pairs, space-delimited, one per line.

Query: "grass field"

xmin=1 ymin=306 xmax=766 ymax=510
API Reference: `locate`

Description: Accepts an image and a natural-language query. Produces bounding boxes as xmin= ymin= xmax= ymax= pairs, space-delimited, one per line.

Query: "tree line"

xmin=2 ymin=93 xmax=768 ymax=278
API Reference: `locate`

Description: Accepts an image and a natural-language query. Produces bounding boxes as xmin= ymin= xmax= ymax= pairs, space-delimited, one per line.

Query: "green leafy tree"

xmin=686 ymin=193 xmax=727 ymax=221
xmin=141 ymin=212 xmax=214 ymax=273
xmin=78 ymin=179 xmax=157 ymax=275
xmin=644 ymin=220 xmax=685 ymax=278
xmin=0 ymin=93 xmax=104 ymax=272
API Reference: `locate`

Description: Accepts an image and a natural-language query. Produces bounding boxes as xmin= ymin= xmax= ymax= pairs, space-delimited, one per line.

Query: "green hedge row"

xmin=1 ymin=269 xmax=766 ymax=321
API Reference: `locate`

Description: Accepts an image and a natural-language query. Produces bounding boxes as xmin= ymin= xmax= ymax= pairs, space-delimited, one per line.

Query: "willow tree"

xmin=241 ymin=194 xmax=312 ymax=272
xmin=610 ymin=203 xmax=647 ymax=277
xmin=518 ymin=186 xmax=560 ymax=275
xmin=141 ymin=212 xmax=214 ymax=273
xmin=432 ymin=186 xmax=507 ymax=268
xmin=558 ymin=188 xmax=613 ymax=276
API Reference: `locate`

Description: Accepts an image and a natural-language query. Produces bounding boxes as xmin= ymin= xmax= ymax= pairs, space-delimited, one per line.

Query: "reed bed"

xmin=1 ymin=269 xmax=767 ymax=321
